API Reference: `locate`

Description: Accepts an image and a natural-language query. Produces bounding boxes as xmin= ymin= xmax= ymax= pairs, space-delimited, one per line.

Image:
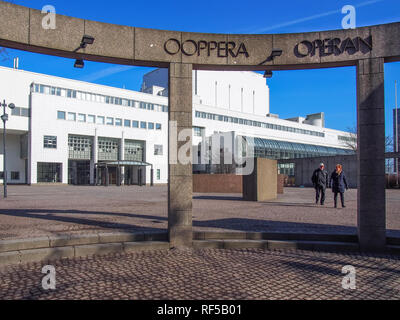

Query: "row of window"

xmin=338 ymin=135 xmax=357 ymax=142
xmin=44 ymin=135 xmax=164 ymax=157
xmin=0 ymin=171 xmax=20 ymax=180
xmin=57 ymin=111 xmax=162 ymax=130
xmin=11 ymin=107 xmax=30 ymax=118
xmin=33 ymin=83 xmax=168 ymax=112
xmin=195 ymin=111 xmax=325 ymax=137
xmin=36 ymin=162 xmax=162 ymax=183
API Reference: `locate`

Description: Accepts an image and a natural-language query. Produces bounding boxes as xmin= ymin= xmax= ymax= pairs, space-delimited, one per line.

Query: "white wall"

xmin=0 ymin=134 xmax=26 ymax=184
xmin=195 ymin=70 xmax=269 ymax=116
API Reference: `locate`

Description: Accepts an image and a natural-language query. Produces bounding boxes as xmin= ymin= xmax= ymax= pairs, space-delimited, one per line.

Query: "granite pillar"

xmin=168 ymin=63 xmax=193 ymax=248
xmin=356 ymin=58 xmax=386 ymax=252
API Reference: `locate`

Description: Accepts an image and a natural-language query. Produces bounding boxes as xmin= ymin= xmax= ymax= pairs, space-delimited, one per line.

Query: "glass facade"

xmin=37 ymin=162 xmax=62 ymax=183
xmin=125 ymin=140 xmax=144 ymax=161
xmin=244 ymin=136 xmax=353 ymax=160
xmin=98 ymin=137 xmax=120 ymax=161
xmin=68 ymin=135 xmax=92 ymax=160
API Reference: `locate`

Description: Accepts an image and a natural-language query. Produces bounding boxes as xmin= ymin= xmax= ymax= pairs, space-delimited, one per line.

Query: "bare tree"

xmin=341 ymin=125 xmax=358 ymax=152
xmin=343 ymin=125 xmax=393 ymax=152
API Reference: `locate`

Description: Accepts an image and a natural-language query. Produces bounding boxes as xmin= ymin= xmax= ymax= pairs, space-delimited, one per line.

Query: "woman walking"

xmin=330 ymin=164 xmax=349 ymax=208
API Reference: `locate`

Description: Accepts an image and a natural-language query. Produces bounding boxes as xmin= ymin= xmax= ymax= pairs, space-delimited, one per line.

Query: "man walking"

xmin=311 ymin=163 xmax=329 ymax=205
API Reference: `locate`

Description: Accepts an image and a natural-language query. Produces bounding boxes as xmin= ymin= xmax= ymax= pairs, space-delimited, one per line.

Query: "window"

xmin=148 ymin=122 xmax=154 ymax=130
xmin=87 ymin=115 xmax=95 ymax=123
xmin=37 ymin=162 xmax=62 ymax=183
xmin=124 ymin=119 xmax=131 ymax=127
xmin=98 ymin=138 xmax=119 ymax=161
xmin=125 ymin=140 xmax=144 ymax=161
xmin=11 ymin=107 xmax=21 ymax=116
xmin=0 ymin=172 xmax=4 ymax=179
xmin=20 ymin=108 xmax=30 ymax=117
xmin=77 ymin=114 xmax=86 ymax=122
xmin=132 ymin=120 xmax=139 ymax=128
xmin=193 ymin=127 xmax=203 ymax=137
xmin=97 ymin=116 xmax=105 ymax=125
xmin=140 ymin=121 xmax=147 ymax=129
xmin=11 ymin=172 xmax=20 ymax=180
xmin=157 ymin=169 xmax=161 ymax=180
xmin=106 ymin=117 xmax=114 ymax=125
xmin=57 ymin=111 xmax=66 ymax=120
xmin=156 ymin=123 xmax=162 ymax=130
xmin=44 ymin=136 xmax=57 ymax=149
xmin=68 ymin=135 xmax=92 ymax=160
xmin=115 ymin=118 xmax=122 ymax=126
xmin=67 ymin=112 xmax=76 ymax=121
xmin=154 ymin=145 xmax=163 ymax=155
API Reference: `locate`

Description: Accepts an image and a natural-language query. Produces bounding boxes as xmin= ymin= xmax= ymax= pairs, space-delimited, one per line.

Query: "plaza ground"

xmin=1 ymin=185 xmax=399 ymax=300
xmin=0 ymin=248 xmax=399 ymax=299
xmin=0 ymin=185 xmax=399 ymax=240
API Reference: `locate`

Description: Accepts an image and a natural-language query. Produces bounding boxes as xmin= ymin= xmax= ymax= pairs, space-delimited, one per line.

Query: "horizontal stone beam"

xmin=1 ymin=2 xmax=400 ymax=69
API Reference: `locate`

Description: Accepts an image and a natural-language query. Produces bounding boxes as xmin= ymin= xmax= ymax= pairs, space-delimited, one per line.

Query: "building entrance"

xmin=68 ymin=160 xmax=91 ymax=185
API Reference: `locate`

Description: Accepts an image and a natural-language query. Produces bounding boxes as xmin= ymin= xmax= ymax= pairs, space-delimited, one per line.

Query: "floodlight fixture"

xmin=263 ymin=70 xmax=273 ymax=78
xmin=74 ymin=59 xmax=84 ymax=68
xmin=80 ymin=35 xmax=95 ymax=48
xmin=271 ymin=48 xmax=283 ymax=58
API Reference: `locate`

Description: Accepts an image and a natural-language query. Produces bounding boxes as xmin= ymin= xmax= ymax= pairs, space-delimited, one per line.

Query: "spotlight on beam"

xmin=80 ymin=35 xmax=95 ymax=48
xmin=263 ymin=70 xmax=273 ymax=78
xmin=74 ymin=59 xmax=84 ymax=68
xmin=270 ymin=48 xmax=283 ymax=59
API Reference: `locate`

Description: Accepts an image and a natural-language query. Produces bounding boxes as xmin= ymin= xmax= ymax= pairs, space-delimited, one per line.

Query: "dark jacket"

xmin=311 ymin=168 xmax=329 ymax=189
xmin=330 ymin=171 xmax=349 ymax=193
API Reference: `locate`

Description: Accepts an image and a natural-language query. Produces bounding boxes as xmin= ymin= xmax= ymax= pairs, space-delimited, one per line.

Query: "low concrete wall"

xmin=278 ymin=155 xmax=357 ymax=188
xmin=277 ymin=174 xmax=285 ymax=194
xmin=243 ymin=158 xmax=278 ymax=201
xmin=193 ymin=173 xmax=284 ymax=195
xmin=193 ymin=174 xmax=242 ymax=193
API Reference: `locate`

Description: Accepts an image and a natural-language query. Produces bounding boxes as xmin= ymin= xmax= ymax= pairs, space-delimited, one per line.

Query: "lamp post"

xmin=1 ymin=100 xmax=15 ymax=198
xmin=396 ymin=81 xmax=399 ymax=187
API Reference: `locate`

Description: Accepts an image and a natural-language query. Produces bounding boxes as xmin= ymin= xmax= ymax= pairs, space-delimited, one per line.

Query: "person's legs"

xmin=315 ymin=187 xmax=320 ymax=204
xmin=334 ymin=192 xmax=338 ymax=208
xmin=320 ymin=187 xmax=326 ymax=205
xmin=340 ymin=192 xmax=345 ymax=207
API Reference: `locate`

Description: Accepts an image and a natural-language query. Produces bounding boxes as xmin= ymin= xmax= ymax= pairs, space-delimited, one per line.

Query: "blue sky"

xmin=1 ymin=0 xmax=399 ymax=138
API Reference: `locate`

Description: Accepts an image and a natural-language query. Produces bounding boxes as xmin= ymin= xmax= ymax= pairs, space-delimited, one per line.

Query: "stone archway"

xmin=1 ymin=2 xmax=399 ymax=251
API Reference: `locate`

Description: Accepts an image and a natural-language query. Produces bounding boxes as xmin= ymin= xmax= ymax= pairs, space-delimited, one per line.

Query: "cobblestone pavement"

xmin=0 ymin=185 xmax=399 ymax=240
xmin=1 ymin=248 xmax=400 ymax=300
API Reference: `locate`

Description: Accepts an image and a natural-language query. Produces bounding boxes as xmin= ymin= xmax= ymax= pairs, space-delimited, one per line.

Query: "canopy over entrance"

xmin=95 ymin=161 xmax=153 ymax=187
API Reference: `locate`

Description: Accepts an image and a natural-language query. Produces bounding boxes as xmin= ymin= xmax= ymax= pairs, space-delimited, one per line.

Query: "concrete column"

xmin=168 ymin=63 xmax=193 ymax=248
xmin=120 ymin=131 xmax=125 ymax=185
xmin=91 ymin=129 xmax=98 ymax=185
xmin=356 ymin=58 xmax=386 ymax=252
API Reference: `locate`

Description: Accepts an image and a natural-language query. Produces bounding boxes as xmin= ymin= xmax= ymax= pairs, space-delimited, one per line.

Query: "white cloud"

xmin=79 ymin=65 xmax=136 ymax=82
xmin=244 ymin=0 xmax=385 ymax=34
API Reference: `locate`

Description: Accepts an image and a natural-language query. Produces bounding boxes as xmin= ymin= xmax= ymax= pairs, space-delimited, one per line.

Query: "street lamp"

xmin=1 ymin=100 xmax=15 ymax=198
